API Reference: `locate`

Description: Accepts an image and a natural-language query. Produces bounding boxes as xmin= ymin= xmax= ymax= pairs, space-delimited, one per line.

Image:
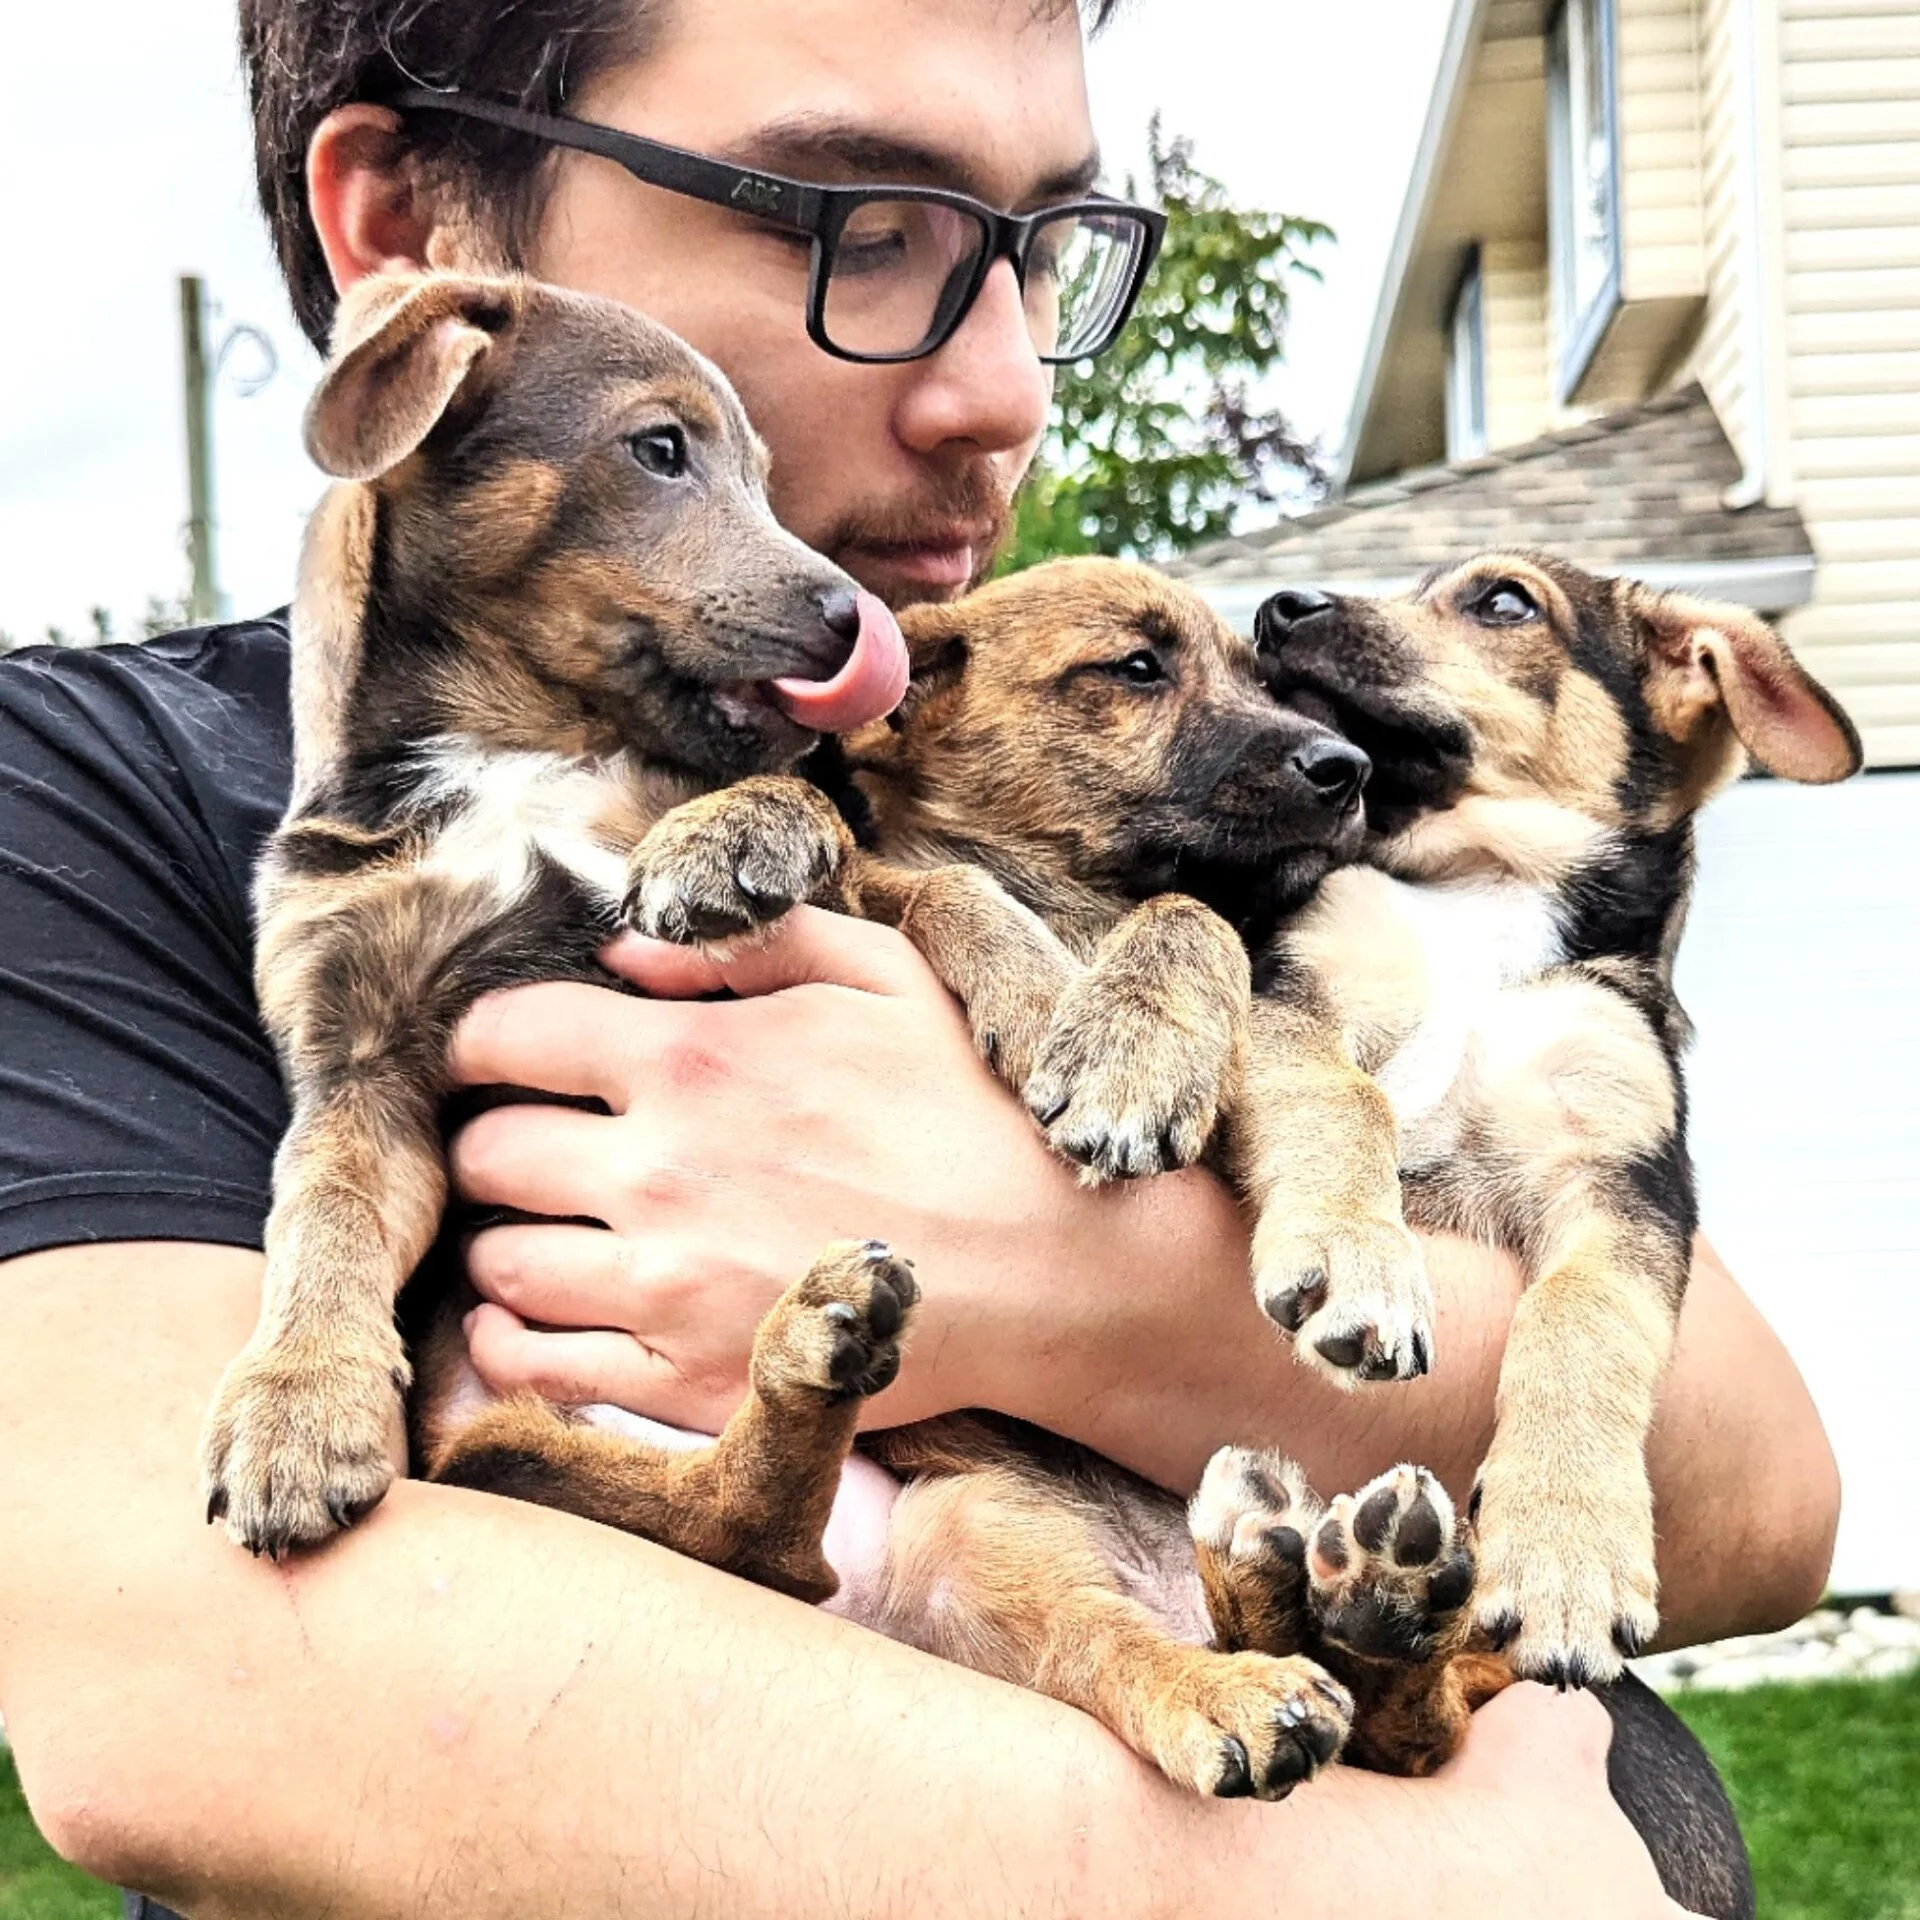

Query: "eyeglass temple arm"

xmin=389 ymin=88 xmax=825 ymax=234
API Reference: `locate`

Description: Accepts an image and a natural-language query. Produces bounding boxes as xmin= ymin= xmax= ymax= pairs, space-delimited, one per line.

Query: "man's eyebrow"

xmin=734 ymin=115 xmax=1103 ymax=207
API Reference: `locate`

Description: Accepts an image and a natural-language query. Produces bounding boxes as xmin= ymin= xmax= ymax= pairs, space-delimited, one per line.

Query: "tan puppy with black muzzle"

xmin=1249 ymin=553 xmax=1861 ymax=1687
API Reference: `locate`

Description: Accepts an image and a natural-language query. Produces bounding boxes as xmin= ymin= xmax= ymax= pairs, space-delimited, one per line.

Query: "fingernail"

xmin=462 ymin=1309 xmax=479 ymax=1338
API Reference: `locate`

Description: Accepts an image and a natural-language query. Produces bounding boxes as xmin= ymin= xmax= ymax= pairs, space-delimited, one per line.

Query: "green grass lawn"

xmin=5 ymin=1671 xmax=1919 ymax=1917
xmin=0 ymin=1750 xmax=115 ymax=1920
xmin=1674 ymin=1666 xmax=1920 ymax=1920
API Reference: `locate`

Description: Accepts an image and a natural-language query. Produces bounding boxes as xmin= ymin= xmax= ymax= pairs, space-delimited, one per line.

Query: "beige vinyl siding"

xmin=1482 ymin=241 xmax=1554 ymax=448
xmin=1618 ymin=0 xmax=1710 ymax=300
xmin=1777 ymin=0 xmax=1920 ymax=766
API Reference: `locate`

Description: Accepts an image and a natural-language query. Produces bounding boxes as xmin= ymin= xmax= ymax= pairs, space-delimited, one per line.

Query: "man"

xmin=0 ymin=0 xmax=1835 ymax=1913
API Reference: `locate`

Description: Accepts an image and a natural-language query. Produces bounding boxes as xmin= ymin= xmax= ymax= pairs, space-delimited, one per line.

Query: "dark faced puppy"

xmin=202 ymin=272 xmax=912 ymax=1565
xmin=856 ymin=557 xmax=1371 ymax=946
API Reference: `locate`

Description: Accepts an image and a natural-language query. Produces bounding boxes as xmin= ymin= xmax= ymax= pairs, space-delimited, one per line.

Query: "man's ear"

xmin=1642 ymin=592 xmax=1863 ymax=784
xmin=303 ymin=272 xmax=520 ymax=481
xmin=886 ymin=623 xmax=973 ymax=734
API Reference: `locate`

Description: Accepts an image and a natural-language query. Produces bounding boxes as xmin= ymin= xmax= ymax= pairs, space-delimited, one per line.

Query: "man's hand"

xmin=449 ymin=907 xmax=1114 ymax=1432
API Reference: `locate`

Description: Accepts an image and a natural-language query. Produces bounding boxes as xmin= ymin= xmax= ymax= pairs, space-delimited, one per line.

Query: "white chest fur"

xmin=408 ymin=738 xmax=639 ymax=910
xmin=1304 ymin=868 xmax=1568 ymax=1167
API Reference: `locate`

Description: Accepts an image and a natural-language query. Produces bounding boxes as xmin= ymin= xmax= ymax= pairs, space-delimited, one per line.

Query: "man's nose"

xmin=893 ymin=258 xmax=1051 ymax=457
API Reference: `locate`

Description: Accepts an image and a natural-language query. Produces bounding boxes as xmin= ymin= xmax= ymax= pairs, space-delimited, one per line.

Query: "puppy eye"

xmin=1470 ymin=581 xmax=1540 ymax=626
xmin=1109 ymin=649 xmax=1167 ymax=686
xmin=628 ymin=426 xmax=688 ymax=479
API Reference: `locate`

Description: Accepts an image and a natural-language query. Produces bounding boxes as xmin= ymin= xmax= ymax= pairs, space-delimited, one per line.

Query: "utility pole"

xmin=179 ymin=274 xmax=222 ymax=624
xmin=176 ymin=276 xmax=277 ymax=626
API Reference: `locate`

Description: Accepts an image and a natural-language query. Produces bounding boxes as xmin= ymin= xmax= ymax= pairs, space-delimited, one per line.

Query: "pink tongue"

xmin=772 ymin=590 xmax=911 ymax=734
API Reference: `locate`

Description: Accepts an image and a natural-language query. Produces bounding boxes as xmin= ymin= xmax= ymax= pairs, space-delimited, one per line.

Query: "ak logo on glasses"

xmin=392 ymin=89 xmax=1167 ymax=365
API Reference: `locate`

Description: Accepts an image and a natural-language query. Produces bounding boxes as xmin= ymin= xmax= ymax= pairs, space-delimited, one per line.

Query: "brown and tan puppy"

xmin=1247 ymin=554 xmax=1861 ymax=1688
xmin=199 ymin=268 xmax=921 ymax=1577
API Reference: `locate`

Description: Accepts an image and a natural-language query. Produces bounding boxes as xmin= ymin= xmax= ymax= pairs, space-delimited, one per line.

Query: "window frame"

xmin=1446 ymin=244 xmax=1490 ymax=462
xmin=1547 ymin=0 xmax=1624 ymax=403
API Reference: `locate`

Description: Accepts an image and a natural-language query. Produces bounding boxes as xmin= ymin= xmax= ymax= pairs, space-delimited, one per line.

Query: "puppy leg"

xmin=429 ymin=1241 xmax=918 ymax=1604
xmin=870 ymin=1462 xmax=1353 ymax=1801
xmin=624 ymin=773 xmax=857 ymax=942
xmin=1470 ymin=1205 xmax=1681 ymax=1687
xmin=856 ymin=859 xmax=1081 ymax=1092
xmin=1230 ymin=987 xmax=1432 ymax=1385
xmin=1188 ymin=1446 xmax=1321 ymax=1659
xmin=201 ymin=1076 xmax=444 ymax=1556
xmin=1459 ymin=972 xmax=1689 ymax=1685
xmin=1022 ymin=895 xmax=1251 ymax=1183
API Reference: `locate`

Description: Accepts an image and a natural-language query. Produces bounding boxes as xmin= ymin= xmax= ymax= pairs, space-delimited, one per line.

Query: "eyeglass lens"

xmin=820 ymin=201 xmax=1147 ymax=361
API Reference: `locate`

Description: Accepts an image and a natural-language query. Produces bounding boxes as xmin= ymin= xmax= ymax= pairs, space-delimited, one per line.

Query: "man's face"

xmin=524 ymin=0 xmax=1094 ymax=609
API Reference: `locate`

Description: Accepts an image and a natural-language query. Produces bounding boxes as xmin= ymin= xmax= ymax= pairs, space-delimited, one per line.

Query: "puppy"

xmin=199 ymin=268 xmax=918 ymax=1578
xmin=1248 ymin=554 xmax=1861 ymax=1686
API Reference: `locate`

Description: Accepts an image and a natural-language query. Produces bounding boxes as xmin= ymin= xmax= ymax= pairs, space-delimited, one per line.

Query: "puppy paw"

xmin=751 ymin=1240 xmax=920 ymax=1404
xmin=625 ymin=780 xmax=842 ymax=944
xmin=1190 ymin=1447 xmax=1324 ymax=1656
xmin=1469 ymin=1459 xmax=1659 ymax=1689
xmin=1136 ymin=1649 xmax=1353 ymax=1801
xmin=1307 ymin=1464 xmax=1475 ymax=1665
xmin=1255 ymin=1211 xmax=1433 ymax=1387
xmin=1023 ymin=973 xmax=1233 ymax=1184
xmin=200 ymin=1338 xmax=404 ymax=1557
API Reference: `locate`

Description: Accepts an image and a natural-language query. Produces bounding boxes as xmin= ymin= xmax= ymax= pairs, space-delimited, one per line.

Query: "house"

xmin=1173 ymin=0 xmax=1920 ymax=1594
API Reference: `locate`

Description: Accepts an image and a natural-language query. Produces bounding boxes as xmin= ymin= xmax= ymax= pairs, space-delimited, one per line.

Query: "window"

xmin=1548 ymin=0 xmax=1622 ymax=398
xmin=1446 ymin=247 xmax=1488 ymax=462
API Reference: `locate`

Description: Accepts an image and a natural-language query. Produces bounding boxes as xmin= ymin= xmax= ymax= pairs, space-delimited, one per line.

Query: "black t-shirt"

xmin=0 ymin=618 xmax=294 ymax=1262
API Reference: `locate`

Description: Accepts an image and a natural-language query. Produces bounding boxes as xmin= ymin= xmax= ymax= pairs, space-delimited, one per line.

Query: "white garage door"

xmin=1677 ymin=770 xmax=1920 ymax=1594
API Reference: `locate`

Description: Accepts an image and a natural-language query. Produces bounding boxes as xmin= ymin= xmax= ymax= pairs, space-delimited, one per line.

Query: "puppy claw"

xmin=751 ymin=1240 xmax=919 ymax=1405
xmin=1139 ymin=1649 xmax=1352 ymax=1801
xmin=1022 ymin=949 xmax=1235 ymax=1184
xmin=1307 ymin=1465 xmax=1475 ymax=1667
xmin=1469 ymin=1464 xmax=1660 ymax=1688
xmin=199 ymin=1336 xmax=405 ymax=1558
xmin=626 ymin=780 xmax=841 ymax=946
xmin=1256 ymin=1213 xmax=1433 ymax=1389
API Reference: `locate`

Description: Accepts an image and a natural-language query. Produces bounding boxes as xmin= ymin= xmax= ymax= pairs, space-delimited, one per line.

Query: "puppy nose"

xmin=819 ymin=588 xmax=863 ymax=644
xmin=1292 ymin=739 xmax=1370 ymax=808
xmin=1255 ymin=588 xmax=1335 ymax=650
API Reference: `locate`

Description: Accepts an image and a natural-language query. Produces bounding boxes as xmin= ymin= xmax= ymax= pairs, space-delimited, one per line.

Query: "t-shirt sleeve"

xmin=0 ymin=637 xmax=291 ymax=1260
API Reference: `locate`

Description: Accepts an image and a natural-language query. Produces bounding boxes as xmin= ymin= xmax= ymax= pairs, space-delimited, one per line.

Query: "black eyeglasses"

xmin=392 ymin=89 xmax=1166 ymax=366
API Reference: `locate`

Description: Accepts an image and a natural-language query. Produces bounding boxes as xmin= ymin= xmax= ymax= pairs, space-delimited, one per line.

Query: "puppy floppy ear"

xmin=1641 ymin=592 xmax=1862 ymax=784
xmin=886 ymin=623 xmax=973 ymax=734
xmin=304 ymin=272 xmax=520 ymax=481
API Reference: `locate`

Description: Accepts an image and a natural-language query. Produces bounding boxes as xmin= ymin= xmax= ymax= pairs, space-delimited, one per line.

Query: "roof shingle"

xmin=1169 ymin=386 xmax=1813 ymax=592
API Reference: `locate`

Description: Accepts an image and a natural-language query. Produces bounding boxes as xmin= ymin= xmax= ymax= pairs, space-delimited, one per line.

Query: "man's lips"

xmin=770 ymin=589 xmax=910 ymax=734
xmin=845 ymin=524 xmax=999 ymax=592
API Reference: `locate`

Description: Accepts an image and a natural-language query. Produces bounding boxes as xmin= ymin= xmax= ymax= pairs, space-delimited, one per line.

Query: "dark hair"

xmin=240 ymin=0 xmax=1123 ymax=352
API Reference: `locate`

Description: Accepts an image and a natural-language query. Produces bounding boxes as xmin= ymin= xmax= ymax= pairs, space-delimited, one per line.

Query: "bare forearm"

xmin=1015 ymin=1181 xmax=1837 ymax=1647
xmin=0 ymin=1243 xmax=1654 ymax=1920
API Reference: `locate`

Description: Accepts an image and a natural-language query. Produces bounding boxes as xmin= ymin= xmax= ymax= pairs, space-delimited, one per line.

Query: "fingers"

xmin=448 ymin=981 xmax=648 ymax=1104
xmin=449 ymin=1104 xmax=620 ymax=1218
xmin=600 ymin=905 xmax=931 ymax=1000
xmin=463 ymin=1303 xmax=688 ymax=1413
xmin=466 ymin=1224 xmax=668 ymax=1332
xmin=1442 ymin=1681 xmax=1614 ymax=1791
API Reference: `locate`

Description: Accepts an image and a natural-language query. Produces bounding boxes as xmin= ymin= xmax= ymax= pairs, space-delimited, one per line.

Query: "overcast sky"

xmin=0 ymin=1 xmax=1450 ymax=640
